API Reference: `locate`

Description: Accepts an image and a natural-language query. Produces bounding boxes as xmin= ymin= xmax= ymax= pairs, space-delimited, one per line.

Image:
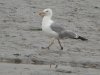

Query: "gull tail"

xmin=77 ymin=36 xmax=88 ymax=41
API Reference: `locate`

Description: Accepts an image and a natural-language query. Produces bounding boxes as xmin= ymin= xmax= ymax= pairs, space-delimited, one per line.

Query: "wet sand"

xmin=0 ymin=0 xmax=100 ymax=75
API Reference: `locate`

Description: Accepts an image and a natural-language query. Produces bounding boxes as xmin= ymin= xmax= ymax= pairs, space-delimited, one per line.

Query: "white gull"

xmin=39 ymin=8 xmax=88 ymax=50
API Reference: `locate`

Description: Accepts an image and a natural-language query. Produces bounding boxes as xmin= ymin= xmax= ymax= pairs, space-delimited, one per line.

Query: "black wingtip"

xmin=78 ymin=36 xmax=88 ymax=41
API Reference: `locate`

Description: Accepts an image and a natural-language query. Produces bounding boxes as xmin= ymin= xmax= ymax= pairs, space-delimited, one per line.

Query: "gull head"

xmin=39 ymin=8 xmax=53 ymax=17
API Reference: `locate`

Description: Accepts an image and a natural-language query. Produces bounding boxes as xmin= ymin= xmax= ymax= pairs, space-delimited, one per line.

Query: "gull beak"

xmin=39 ymin=12 xmax=46 ymax=17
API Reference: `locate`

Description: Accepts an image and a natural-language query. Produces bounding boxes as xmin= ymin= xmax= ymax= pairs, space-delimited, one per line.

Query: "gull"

xmin=39 ymin=8 xmax=88 ymax=50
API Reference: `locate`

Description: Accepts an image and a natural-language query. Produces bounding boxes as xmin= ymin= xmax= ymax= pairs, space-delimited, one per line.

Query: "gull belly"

xmin=42 ymin=19 xmax=58 ymax=38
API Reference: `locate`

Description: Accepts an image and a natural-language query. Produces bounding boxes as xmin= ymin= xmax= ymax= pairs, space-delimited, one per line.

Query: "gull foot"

xmin=61 ymin=47 xmax=63 ymax=50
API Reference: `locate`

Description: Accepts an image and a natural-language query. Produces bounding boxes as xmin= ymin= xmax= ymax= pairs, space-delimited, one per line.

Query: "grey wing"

xmin=50 ymin=24 xmax=65 ymax=33
xmin=59 ymin=30 xmax=78 ymax=39
xmin=50 ymin=23 xmax=78 ymax=39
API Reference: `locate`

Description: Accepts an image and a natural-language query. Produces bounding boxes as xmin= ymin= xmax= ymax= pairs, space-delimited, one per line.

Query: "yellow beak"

xmin=39 ymin=12 xmax=46 ymax=17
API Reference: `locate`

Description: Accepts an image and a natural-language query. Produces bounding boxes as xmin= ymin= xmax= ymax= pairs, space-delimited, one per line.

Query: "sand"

xmin=0 ymin=0 xmax=100 ymax=75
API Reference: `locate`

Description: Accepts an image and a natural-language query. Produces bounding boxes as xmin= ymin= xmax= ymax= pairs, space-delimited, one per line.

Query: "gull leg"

xmin=57 ymin=39 xmax=63 ymax=50
xmin=50 ymin=64 xmax=52 ymax=68
xmin=42 ymin=38 xmax=55 ymax=49
xmin=55 ymin=65 xmax=58 ymax=68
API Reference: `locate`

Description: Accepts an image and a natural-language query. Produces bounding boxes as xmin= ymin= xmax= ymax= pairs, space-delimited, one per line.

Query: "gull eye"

xmin=45 ymin=10 xmax=48 ymax=12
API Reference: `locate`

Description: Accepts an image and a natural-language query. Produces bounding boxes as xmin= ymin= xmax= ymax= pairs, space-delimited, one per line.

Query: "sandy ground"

xmin=0 ymin=63 xmax=100 ymax=75
xmin=0 ymin=0 xmax=100 ymax=75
